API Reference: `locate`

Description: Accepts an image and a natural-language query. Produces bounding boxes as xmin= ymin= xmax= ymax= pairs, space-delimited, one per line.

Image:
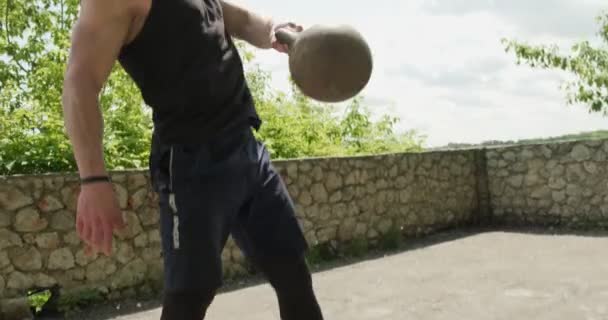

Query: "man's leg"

xmin=253 ymin=254 xmax=324 ymax=320
xmin=232 ymin=136 xmax=324 ymax=320
xmin=153 ymin=148 xmax=228 ymax=319
xmin=150 ymin=131 xmax=255 ymax=320
xmin=160 ymin=290 xmax=216 ymax=319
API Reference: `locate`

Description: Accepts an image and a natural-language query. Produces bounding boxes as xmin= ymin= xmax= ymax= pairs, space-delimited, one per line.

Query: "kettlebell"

xmin=276 ymin=24 xmax=373 ymax=103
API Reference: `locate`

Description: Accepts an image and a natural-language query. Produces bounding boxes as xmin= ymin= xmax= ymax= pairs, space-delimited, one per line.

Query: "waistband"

xmin=152 ymin=121 xmax=253 ymax=158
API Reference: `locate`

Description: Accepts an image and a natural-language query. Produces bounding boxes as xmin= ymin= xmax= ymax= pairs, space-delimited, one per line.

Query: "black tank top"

xmin=118 ymin=0 xmax=260 ymax=144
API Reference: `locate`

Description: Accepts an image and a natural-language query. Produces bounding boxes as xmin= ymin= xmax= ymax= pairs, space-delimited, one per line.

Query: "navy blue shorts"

xmin=149 ymin=125 xmax=308 ymax=294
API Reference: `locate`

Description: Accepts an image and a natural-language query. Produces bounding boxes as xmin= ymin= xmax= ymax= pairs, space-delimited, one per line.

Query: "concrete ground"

xmin=87 ymin=230 xmax=608 ymax=320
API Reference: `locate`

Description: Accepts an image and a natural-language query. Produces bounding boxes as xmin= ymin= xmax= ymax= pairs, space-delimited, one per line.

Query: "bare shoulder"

xmin=76 ymin=0 xmax=152 ymax=43
xmin=64 ymin=0 xmax=142 ymax=89
xmin=74 ymin=0 xmax=135 ymax=41
xmin=78 ymin=0 xmax=135 ymax=22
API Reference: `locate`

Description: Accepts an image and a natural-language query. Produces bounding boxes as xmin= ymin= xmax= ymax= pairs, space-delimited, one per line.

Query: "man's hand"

xmin=77 ymin=182 xmax=125 ymax=256
xmin=271 ymin=22 xmax=303 ymax=53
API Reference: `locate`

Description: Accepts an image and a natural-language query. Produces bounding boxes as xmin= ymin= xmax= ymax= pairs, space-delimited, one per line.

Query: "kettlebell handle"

xmin=275 ymin=28 xmax=298 ymax=48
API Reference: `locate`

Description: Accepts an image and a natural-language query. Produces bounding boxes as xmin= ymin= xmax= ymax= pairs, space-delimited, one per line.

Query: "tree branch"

xmin=4 ymin=0 xmax=30 ymax=74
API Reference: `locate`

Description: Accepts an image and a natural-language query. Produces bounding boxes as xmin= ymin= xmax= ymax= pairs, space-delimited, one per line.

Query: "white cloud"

xmin=421 ymin=0 xmax=607 ymax=39
xmin=243 ymin=0 xmax=608 ymax=147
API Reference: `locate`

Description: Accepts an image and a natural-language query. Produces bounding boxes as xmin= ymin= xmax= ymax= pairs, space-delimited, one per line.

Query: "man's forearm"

xmin=222 ymin=1 xmax=274 ymax=49
xmin=62 ymin=79 xmax=107 ymax=178
xmin=240 ymin=11 xmax=274 ymax=49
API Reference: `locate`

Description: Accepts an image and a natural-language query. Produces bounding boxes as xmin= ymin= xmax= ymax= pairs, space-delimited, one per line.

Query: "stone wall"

xmin=486 ymin=139 xmax=608 ymax=228
xmin=3 ymin=138 xmax=607 ymax=317
xmin=0 ymin=173 xmax=164 ymax=308
xmin=0 ymin=150 xmax=479 ymax=308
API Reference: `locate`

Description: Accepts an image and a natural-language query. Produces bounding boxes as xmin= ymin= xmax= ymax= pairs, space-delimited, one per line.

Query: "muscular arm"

xmin=221 ymin=1 xmax=275 ymax=49
xmin=62 ymin=0 xmax=133 ymax=256
xmin=62 ymin=0 xmax=133 ymax=178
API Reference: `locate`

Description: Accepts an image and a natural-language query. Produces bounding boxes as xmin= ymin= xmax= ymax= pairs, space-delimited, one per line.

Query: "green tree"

xmin=0 ymin=0 xmax=152 ymax=175
xmin=243 ymin=60 xmax=424 ymax=159
xmin=502 ymin=11 xmax=608 ymax=114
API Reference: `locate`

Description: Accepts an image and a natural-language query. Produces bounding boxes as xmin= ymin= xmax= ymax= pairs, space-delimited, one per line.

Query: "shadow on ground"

xmin=56 ymin=225 xmax=608 ymax=320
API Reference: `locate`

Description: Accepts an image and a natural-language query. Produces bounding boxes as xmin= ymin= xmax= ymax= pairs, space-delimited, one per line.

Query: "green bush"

xmin=0 ymin=0 xmax=152 ymax=175
xmin=343 ymin=237 xmax=369 ymax=257
xmin=378 ymin=226 xmax=404 ymax=250
xmin=28 ymin=289 xmax=52 ymax=314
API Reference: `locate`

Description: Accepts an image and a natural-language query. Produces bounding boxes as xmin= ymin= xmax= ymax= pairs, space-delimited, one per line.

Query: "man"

xmin=61 ymin=0 xmax=325 ymax=319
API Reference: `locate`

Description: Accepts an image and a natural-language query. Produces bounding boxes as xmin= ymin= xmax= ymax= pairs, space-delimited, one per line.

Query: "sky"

xmin=234 ymin=0 xmax=608 ymax=147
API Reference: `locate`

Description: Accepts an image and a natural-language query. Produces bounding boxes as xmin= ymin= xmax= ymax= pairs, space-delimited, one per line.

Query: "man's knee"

xmin=160 ymin=288 xmax=217 ymax=320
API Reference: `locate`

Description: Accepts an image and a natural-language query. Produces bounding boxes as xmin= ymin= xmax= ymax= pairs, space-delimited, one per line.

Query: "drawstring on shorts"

xmin=168 ymin=147 xmax=180 ymax=250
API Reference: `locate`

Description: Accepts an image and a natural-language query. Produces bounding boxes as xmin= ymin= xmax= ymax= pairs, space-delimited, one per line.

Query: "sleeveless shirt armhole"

xmin=121 ymin=0 xmax=157 ymax=55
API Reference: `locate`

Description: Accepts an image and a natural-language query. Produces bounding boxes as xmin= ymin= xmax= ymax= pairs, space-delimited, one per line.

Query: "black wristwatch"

xmin=80 ymin=175 xmax=112 ymax=185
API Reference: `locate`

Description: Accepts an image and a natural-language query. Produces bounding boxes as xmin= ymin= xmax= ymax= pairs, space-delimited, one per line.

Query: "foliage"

xmin=550 ymin=129 xmax=608 ymax=141
xmin=342 ymin=237 xmax=369 ymax=257
xmin=508 ymin=129 xmax=608 ymax=145
xmin=55 ymin=287 xmax=105 ymax=314
xmin=378 ymin=226 xmax=404 ymax=250
xmin=502 ymin=11 xmax=608 ymax=114
xmin=304 ymin=228 xmax=406 ymax=268
xmin=245 ymin=62 xmax=425 ymax=160
xmin=436 ymin=129 xmax=608 ymax=150
xmin=0 ymin=0 xmax=152 ymax=175
xmin=28 ymin=289 xmax=51 ymax=313
xmin=1 ymin=0 xmax=423 ymax=176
